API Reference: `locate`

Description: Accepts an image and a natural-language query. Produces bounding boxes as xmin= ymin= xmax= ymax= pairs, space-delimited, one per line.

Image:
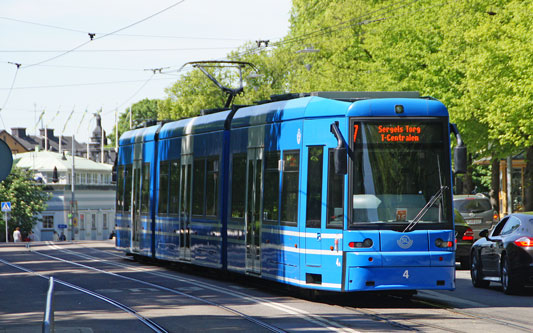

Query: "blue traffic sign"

xmin=1 ymin=202 xmax=11 ymax=212
xmin=57 ymin=224 xmax=68 ymax=229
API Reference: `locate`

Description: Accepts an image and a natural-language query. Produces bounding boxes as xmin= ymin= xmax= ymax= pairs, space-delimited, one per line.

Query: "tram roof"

xmin=159 ymin=110 xmax=231 ymax=139
xmin=119 ymin=124 xmax=160 ymax=145
xmin=231 ymin=96 xmax=350 ymax=128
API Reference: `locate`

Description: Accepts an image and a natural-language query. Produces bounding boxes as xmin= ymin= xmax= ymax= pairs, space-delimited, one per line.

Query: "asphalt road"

xmin=0 ymin=241 xmax=531 ymax=333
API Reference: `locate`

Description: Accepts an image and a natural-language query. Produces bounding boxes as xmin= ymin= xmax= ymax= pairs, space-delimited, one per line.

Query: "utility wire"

xmin=0 ymin=62 xmax=21 ymax=128
xmin=103 ymin=73 xmax=155 ymax=115
xmin=0 ymin=76 xmax=176 ymax=90
xmin=1 ymin=47 xmax=237 ymax=53
xmin=22 ymin=0 xmax=186 ymax=68
xmin=229 ymin=0 xmax=418 ymax=61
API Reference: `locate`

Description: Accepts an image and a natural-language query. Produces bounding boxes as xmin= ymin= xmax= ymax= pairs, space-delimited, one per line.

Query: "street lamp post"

xmin=70 ymin=135 xmax=76 ymax=241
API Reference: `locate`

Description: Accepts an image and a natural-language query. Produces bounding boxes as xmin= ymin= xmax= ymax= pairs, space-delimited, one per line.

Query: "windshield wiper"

xmin=403 ymin=186 xmax=448 ymax=233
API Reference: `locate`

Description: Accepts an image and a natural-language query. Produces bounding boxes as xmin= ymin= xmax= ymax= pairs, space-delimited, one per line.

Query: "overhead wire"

xmin=0 ymin=77 xmax=176 ymax=90
xmin=0 ymin=62 xmax=21 ymax=128
xmin=1 ymin=47 xmax=239 ymax=53
xmin=22 ymin=0 xmax=187 ymax=68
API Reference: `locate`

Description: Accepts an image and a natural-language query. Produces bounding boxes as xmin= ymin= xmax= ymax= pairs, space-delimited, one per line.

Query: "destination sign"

xmin=353 ymin=122 xmax=443 ymax=145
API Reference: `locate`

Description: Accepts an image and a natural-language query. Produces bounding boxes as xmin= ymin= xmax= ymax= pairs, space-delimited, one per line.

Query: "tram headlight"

xmin=435 ymin=238 xmax=453 ymax=248
xmin=348 ymin=238 xmax=374 ymax=248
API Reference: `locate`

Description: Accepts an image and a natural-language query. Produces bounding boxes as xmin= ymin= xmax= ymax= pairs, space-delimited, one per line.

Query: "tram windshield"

xmin=349 ymin=119 xmax=452 ymax=229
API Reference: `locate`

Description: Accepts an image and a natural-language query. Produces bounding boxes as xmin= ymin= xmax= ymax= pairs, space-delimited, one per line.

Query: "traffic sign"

xmin=1 ymin=202 xmax=11 ymax=212
xmin=57 ymin=224 xmax=68 ymax=229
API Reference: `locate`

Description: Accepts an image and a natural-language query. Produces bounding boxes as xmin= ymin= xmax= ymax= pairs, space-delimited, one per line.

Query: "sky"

xmin=0 ymin=0 xmax=292 ymax=143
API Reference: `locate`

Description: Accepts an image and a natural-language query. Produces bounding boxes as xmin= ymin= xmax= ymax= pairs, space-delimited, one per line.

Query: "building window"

xmin=42 ymin=216 xmax=54 ymax=229
xmin=79 ymin=214 xmax=85 ymax=230
xmin=91 ymin=214 xmax=96 ymax=229
xmin=103 ymin=213 xmax=108 ymax=228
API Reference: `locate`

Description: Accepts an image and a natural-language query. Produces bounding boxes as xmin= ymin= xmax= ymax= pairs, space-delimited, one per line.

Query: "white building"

xmin=14 ymin=150 xmax=115 ymax=241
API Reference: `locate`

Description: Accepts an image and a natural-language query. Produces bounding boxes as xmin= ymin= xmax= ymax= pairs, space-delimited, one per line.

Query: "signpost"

xmin=2 ymin=202 xmax=12 ymax=243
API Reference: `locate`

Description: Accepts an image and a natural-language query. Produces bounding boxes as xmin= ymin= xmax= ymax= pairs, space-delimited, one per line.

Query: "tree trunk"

xmin=463 ymin=154 xmax=474 ymax=194
xmin=524 ymin=145 xmax=533 ymax=211
xmin=490 ymin=157 xmax=500 ymax=214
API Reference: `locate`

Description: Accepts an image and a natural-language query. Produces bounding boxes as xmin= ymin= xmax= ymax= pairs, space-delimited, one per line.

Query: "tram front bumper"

xmin=344 ymin=251 xmax=455 ymax=291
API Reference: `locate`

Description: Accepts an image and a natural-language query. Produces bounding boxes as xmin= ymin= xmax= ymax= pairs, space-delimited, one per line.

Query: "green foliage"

xmin=111 ymin=98 xmax=162 ymax=146
xmin=0 ymin=167 xmax=49 ymax=240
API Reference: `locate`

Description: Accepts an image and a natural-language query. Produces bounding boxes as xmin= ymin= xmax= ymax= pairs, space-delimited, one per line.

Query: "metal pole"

xmin=71 ymin=135 xmax=76 ymax=241
xmin=115 ymin=109 xmax=118 ymax=153
xmin=129 ymin=107 xmax=132 ymax=129
xmin=42 ymin=276 xmax=55 ymax=333
xmin=101 ymin=118 xmax=104 ymax=163
xmin=4 ymin=211 xmax=7 ymax=243
xmin=507 ymin=156 xmax=512 ymax=214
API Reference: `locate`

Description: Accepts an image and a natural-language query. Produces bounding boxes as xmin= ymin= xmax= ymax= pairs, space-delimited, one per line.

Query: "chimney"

xmin=39 ymin=128 xmax=55 ymax=139
xmin=11 ymin=128 xmax=27 ymax=138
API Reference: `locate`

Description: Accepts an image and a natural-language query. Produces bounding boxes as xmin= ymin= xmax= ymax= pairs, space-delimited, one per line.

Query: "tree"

xmin=0 ymin=167 xmax=49 ymax=241
xmin=110 ymin=98 xmax=162 ymax=147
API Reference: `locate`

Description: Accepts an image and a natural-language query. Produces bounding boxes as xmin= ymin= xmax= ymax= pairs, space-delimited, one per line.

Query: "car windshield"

xmin=349 ymin=119 xmax=452 ymax=229
xmin=454 ymin=198 xmax=491 ymax=213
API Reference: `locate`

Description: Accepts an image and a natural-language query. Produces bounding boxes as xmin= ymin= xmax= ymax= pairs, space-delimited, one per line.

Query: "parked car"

xmin=454 ymin=194 xmax=498 ymax=239
xmin=470 ymin=212 xmax=533 ymax=294
xmin=455 ymin=209 xmax=474 ymax=269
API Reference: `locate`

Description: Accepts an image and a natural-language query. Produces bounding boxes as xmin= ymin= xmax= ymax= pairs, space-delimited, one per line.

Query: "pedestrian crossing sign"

xmin=1 ymin=202 xmax=11 ymax=212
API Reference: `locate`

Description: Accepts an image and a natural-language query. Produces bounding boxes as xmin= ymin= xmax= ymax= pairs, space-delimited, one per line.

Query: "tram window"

xmin=134 ymin=165 xmax=141 ymax=214
xmin=168 ymin=159 xmax=180 ymax=215
xmin=206 ymin=158 xmax=219 ymax=217
xmin=192 ymin=158 xmax=206 ymax=216
xmin=327 ymin=149 xmax=344 ymax=229
xmin=231 ymin=153 xmax=246 ymax=220
xmin=116 ymin=165 xmax=124 ymax=212
xmin=141 ymin=163 xmax=151 ymax=214
xmin=281 ymin=150 xmax=300 ymax=226
xmin=263 ymin=151 xmax=280 ymax=224
xmin=158 ymin=160 xmax=170 ymax=215
xmin=306 ymin=146 xmax=323 ymax=228
xmin=123 ymin=164 xmax=132 ymax=212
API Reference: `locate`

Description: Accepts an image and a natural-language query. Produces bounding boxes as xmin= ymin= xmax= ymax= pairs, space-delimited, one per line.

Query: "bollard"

xmin=42 ymin=277 xmax=55 ymax=333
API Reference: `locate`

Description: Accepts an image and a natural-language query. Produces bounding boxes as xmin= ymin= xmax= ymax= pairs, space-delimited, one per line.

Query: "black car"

xmin=470 ymin=212 xmax=533 ymax=294
xmin=455 ymin=210 xmax=474 ymax=269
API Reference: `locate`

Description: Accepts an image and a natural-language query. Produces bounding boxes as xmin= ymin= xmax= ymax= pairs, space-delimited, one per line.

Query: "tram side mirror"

xmin=334 ymin=147 xmax=347 ymax=175
xmin=454 ymin=145 xmax=467 ymax=175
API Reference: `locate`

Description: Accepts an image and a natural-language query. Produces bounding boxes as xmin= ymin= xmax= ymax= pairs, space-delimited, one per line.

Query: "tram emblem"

xmin=397 ymin=235 xmax=413 ymax=249
xmin=296 ymin=128 xmax=301 ymax=144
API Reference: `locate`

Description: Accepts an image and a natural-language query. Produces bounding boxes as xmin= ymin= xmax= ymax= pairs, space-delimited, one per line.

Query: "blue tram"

xmin=115 ymin=91 xmax=465 ymax=292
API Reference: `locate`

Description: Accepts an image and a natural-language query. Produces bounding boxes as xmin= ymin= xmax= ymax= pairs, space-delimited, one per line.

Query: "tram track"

xmin=0 ymin=257 xmax=169 ymax=333
xmin=29 ymin=242 xmax=532 ymax=333
xmin=339 ymin=292 xmax=533 ymax=333
xmin=31 ymin=242 xmax=359 ymax=332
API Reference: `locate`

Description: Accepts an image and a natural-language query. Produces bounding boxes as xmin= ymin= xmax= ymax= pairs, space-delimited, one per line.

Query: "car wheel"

xmin=471 ymin=252 xmax=490 ymax=288
xmin=501 ymin=255 xmax=523 ymax=295
xmin=460 ymin=256 xmax=470 ymax=270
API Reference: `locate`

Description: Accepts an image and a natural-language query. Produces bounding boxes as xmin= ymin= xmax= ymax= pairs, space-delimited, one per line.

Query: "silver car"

xmin=454 ymin=194 xmax=497 ymax=238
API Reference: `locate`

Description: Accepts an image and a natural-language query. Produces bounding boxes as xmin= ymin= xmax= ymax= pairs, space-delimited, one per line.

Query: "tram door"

xmin=131 ymin=156 xmax=142 ymax=251
xmin=245 ymin=148 xmax=263 ymax=274
xmin=179 ymin=155 xmax=193 ymax=260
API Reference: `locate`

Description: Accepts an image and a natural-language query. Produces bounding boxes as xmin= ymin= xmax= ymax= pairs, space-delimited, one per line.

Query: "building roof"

xmin=13 ymin=151 xmax=112 ymax=172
